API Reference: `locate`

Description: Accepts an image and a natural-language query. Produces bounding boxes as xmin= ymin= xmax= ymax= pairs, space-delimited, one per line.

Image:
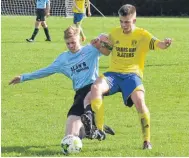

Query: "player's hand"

xmin=9 ymin=76 xmax=21 ymax=85
xmin=91 ymin=34 xmax=113 ymax=51
xmin=164 ymin=38 xmax=172 ymax=48
xmin=88 ymin=12 xmax=92 ymax=17
xmin=46 ymin=12 xmax=50 ymax=17
xmin=99 ymin=34 xmax=113 ymax=51
xmin=91 ymin=38 xmax=101 ymax=49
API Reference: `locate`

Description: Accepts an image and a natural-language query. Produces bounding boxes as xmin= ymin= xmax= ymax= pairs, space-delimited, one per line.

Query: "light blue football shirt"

xmin=20 ymin=44 xmax=102 ymax=91
xmin=36 ymin=0 xmax=50 ymax=9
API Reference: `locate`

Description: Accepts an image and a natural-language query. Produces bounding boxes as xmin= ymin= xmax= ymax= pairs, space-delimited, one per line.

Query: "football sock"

xmin=91 ymin=99 xmax=104 ymax=131
xmin=31 ymin=28 xmax=39 ymax=40
xmin=43 ymin=27 xmax=51 ymax=40
xmin=139 ymin=112 xmax=150 ymax=142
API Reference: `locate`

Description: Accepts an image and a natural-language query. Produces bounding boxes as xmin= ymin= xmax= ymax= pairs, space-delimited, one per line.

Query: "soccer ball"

xmin=61 ymin=135 xmax=82 ymax=155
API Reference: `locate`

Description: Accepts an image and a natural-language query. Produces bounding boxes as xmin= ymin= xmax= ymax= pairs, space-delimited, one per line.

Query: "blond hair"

xmin=64 ymin=26 xmax=80 ymax=39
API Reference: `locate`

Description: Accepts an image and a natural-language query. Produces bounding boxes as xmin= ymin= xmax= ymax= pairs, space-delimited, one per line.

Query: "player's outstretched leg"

xmin=81 ymin=112 xmax=93 ymax=137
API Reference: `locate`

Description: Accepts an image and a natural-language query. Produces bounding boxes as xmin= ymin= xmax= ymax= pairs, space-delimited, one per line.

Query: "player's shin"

xmin=139 ymin=112 xmax=150 ymax=142
xmin=43 ymin=27 xmax=51 ymax=40
xmin=91 ymin=99 xmax=104 ymax=131
xmin=31 ymin=28 xmax=39 ymax=40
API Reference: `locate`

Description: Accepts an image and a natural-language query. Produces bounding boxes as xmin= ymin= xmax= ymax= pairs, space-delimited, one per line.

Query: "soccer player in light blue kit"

xmin=26 ymin=0 xmax=51 ymax=42
xmin=9 ymin=26 xmax=114 ymax=142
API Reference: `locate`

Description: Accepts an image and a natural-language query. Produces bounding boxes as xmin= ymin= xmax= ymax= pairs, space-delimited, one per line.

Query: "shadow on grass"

xmin=1 ymin=145 xmax=63 ymax=157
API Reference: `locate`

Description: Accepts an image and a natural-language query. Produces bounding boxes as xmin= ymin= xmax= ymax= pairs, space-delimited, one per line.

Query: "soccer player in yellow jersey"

xmin=81 ymin=4 xmax=172 ymax=149
xmin=72 ymin=0 xmax=91 ymax=42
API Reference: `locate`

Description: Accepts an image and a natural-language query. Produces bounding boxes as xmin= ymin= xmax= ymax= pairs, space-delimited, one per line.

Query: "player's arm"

xmin=73 ymin=0 xmax=82 ymax=13
xmin=144 ymin=30 xmax=172 ymax=50
xmin=86 ymin=0 xmax=91 ymax=16
xmin=91 ymin=39 xmax=111 ymax=56
xmin=91 ymin=34 xmax=113 ymax=56
xmin=9 ymin=60 xmax=60 ymax=85
xmin=156 ymin=38 xmax=172 ymax=49
xmin=45 ymin=0 xmax=50 ymax=17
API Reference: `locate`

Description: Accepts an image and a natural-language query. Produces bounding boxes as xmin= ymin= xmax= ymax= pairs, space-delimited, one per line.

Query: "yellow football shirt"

xmin=108 ymin=27 xmax=160 ymax=78
xmin=73 ymin=0 xmax=86 ymax=13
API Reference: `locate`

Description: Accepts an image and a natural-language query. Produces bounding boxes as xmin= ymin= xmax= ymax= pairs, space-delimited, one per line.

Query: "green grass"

xmin=1 ymin=16 xmax=189 ymax=157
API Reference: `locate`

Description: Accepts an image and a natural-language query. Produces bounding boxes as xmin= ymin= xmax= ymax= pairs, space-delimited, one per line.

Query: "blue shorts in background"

xmin=103 ymin=72 xmax=143 ymax=107
xmin=73 ymin=13 xmax=85 ymax=24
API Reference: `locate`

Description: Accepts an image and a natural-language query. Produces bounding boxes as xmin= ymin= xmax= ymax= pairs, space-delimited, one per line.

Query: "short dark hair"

xmin=118 ymin=4 xmax=136 ymax=16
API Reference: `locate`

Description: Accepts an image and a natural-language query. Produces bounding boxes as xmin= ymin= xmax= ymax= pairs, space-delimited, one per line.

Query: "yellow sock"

xmin=139 ymin=112 xmax=150 ymax=142
xmin=91 ymin=99 xmax=104 ymax=131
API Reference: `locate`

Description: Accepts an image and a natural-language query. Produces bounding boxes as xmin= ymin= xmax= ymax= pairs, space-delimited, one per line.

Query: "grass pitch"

xmin=1 ymin=16 xmax=189 ymax=157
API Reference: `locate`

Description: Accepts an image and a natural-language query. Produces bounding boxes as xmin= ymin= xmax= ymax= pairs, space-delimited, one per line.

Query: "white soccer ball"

xmin=61 ymin=135 xmax=82 ymax=155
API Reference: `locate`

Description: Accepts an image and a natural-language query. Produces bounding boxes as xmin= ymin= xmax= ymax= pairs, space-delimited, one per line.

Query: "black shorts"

xmin=36 ymin=9 xmax=46 ymax=21
xmin=67 ymin=84 xmax=93 ymax=117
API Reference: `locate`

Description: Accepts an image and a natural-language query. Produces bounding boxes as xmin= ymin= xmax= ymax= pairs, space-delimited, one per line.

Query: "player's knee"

xmin=135 ymin=96 xmax=144 ymax=105
xmin=83 ymin=92 xmax=91 ymax=107
xmin=41 ymin=23 xmax=45 ymax=27
xmin=35 ymin=21 xmax=41 ymax=28
xmin=75 ymin=23 xmax=80 ymax=27
xmin=91 ymin=83 xmax=101 ymax=94
xmin=134 ymin=98 xmax=148 ymax=112
xmin=41 ymin=22 xmax=47 ymax=27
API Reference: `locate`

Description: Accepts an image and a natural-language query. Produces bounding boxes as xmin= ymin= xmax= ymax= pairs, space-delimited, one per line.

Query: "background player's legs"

xmin=131 ymin=90 xmax=152 ymax=149
xmin=41 ymin=21 xmax=51 ymax=41
xmin=73 ymin=13 xmax=86 ymax=42
xmin=75 ymin=22 xmax=86 ymax=42
xmin=26 ymin=21 xmax=40 ymax=42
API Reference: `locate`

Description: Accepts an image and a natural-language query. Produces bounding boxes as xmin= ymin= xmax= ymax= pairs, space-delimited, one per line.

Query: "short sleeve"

xmin=143 ymin=29 xmax=160 ymax=50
